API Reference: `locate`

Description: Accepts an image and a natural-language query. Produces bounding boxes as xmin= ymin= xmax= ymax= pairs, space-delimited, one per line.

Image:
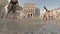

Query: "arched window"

xmin=33 ymin=9 xmax=34 ymax=11
xmin=31 ymin=14 xmax=32 ymax=17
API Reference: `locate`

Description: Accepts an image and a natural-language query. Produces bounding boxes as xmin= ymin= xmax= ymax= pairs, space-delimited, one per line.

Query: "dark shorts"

xmin=8 ymin=4 xmax=16 ymax=13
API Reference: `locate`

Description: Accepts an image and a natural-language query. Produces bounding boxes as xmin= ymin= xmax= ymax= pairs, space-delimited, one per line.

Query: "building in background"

xmin=4 ymin=2 xmax=40 ymax=19
xmin=23 ymin=2 xmax=40 ymax=18
xmin=50 ymin=8 xmax=60 ymax=19
xmin=40 ymin=7 xmax=60 ymax=19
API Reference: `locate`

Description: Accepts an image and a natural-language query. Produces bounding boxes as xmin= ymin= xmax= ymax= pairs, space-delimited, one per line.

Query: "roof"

xmin=24 ymin=2 xmax=36 ymax=8
xmin=50 ymin=7 xmax=60 ymax=11
xmin=16 ymin=5 xmax=23 ymax=11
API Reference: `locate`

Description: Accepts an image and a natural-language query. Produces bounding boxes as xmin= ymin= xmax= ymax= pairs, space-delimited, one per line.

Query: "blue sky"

xmin=19 ymin=0 xmax=60 ymax=12
xmin=8 ymin=0 xmax=60 ymax=13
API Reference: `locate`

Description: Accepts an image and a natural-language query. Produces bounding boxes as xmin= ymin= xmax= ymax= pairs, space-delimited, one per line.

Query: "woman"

xmin=6 ymin=0 xmax=19 ymax=18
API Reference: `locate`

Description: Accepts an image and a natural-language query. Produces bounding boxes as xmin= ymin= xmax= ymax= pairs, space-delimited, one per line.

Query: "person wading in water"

xmin=6 ymin=0 xmax=19 ymax=19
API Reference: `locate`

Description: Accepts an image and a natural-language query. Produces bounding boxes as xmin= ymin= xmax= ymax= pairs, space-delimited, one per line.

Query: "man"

xmin=6 ymin=0 xmax=19 ymax=18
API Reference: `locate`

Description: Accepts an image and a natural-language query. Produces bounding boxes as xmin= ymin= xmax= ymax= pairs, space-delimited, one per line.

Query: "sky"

xmin=8 ymin=0 xmax=60 ymax=13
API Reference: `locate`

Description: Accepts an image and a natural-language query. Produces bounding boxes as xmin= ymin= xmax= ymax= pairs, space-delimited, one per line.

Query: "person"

xmin=6 ymin=0 xmax=19 ymax=18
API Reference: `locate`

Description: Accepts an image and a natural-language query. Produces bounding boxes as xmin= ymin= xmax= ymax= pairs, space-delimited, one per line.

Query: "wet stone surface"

xmin=0 ymin=19 xmax=60 ymax=34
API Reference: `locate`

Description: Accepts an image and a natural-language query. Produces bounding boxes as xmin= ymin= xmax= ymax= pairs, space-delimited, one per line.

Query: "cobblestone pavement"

xmin=0 ymin=18 xmax=60 ymax=34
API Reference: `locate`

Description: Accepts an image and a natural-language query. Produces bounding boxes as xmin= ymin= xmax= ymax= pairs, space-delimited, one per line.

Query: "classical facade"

xmin=50 ymin=8 xmax=60 ymax=19
xmin=23 ymin=3 xmax=40 ymax=18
